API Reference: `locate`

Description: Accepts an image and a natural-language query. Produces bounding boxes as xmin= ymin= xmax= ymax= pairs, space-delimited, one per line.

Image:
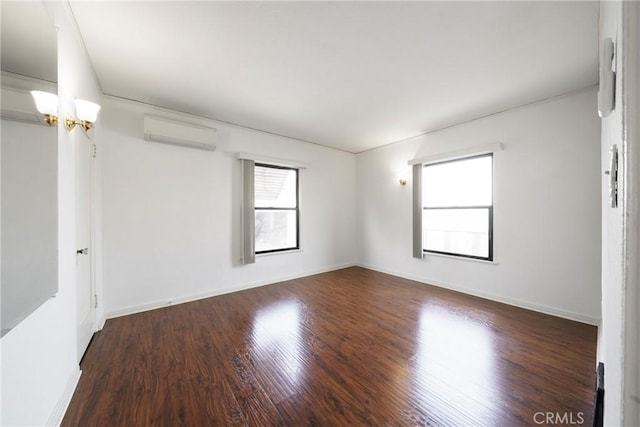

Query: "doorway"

xmin=75 ymin=131 xmax=95 ymax=361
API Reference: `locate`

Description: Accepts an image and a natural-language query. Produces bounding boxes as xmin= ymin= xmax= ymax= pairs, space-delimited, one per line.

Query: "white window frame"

xmin=421 ymin=153 xmax=493 ymax=261
xmin=240 ymin=154 xmax=307 ymax=265
xmin=254 ymin=163 xmax=300 ymax=255
xmin=410 ymin=143 xmax=501 ymax=262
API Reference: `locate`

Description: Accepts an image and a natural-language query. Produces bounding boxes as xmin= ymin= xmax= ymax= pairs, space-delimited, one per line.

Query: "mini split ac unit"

xmin=143 ymin=115 xmax=217 ymax=151
xmin=1 ymin=87 xmax=47 ymax=125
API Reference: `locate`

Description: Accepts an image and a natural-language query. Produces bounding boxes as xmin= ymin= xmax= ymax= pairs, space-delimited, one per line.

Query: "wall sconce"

xmin=65 ymin=99 xmax=101 ymax=132
xmin=30 ymin=91 xmax=58 ymax=126
xmin=397 ymin=168 xmax=409 ymax=186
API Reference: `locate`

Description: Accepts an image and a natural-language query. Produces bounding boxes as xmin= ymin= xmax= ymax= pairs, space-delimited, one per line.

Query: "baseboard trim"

xmin=357 ymin=263 xmax=600 ymax=326
xmin=105 ymin=262 xmax=599 ymax=326
xmin=47 ymin=366 xmax=81 ymax=426
xmin=95 ymin=315 xmax=106 ymax=331
xmin=105 ymin=262 xmax=357 ymax=319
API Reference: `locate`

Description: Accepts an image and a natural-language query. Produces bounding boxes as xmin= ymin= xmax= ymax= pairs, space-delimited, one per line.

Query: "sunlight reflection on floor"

xmin=411 ymin=305 xmax=499 ymax=424
xmin=252 ymin=300 xmax=305 ymax=386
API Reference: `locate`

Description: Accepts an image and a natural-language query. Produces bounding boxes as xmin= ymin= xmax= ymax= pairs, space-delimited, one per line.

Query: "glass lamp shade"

xmin=30 ymin=91 xmax=58 ymax=115
xmin=74 ymin=99 xmax=101 ymax=122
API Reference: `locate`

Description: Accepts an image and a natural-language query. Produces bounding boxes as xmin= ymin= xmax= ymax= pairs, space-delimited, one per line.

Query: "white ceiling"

xmin=69 ymin=1 xmax=598 ymax=153
xmin=1 ymin=1 xmax=57 ymax=83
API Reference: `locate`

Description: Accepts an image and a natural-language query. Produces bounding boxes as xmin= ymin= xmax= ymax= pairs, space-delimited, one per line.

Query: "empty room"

xmin=1 ymin=1 xmax=638 ymax=426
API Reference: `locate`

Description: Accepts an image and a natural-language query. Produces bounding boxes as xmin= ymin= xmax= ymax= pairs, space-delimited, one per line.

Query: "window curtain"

xmin=241 ymin=159 xmax=255 ymax=264
xmin=412 ymin=163 xmax=422 ymax=259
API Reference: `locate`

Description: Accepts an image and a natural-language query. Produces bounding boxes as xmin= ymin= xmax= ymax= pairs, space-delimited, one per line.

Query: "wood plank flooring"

xmin=62 ymin=267 xmax=597 ymax=426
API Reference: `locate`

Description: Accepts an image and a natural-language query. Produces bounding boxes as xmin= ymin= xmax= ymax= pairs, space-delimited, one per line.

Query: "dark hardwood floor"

xmin=62 ymin=267 xmax=597 ymax=426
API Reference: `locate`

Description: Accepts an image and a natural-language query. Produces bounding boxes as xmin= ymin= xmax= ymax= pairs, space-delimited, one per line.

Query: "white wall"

xmin=356 ymin=89 xmax=601 ymax=324
xmin=0 ymin=3 xmax=102 ymax=425
xmin=100 ymin=97 xmax=356 ymax=316
xmin=1 ymin=118 xmax=57 ymax=333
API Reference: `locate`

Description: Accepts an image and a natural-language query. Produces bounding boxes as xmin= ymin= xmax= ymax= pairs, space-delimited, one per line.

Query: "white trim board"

xmin=621 ymin=2 xmax=640 ymax=425
xmin=356 ymin=263 xmax=600 ymax=326
xmin=46 ymin=367 xmax=81 ymax=427
xmin=408 ymin=142 xmax=504 ymax=166
xmin=105 ymin=262 xmax=356 ymax=319
xmin=237 ymin=152 xmax=309 ymax=169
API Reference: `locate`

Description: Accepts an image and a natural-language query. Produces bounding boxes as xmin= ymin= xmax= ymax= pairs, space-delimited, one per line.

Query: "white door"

xmin=76 ymin=134 xmax=95 ymax=361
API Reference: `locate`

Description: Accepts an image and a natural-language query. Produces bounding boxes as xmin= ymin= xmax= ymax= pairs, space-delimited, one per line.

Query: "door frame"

xmin=90 ymin=122 xmax=105 ymax=332
xmin=75 ymin=118 xmax=106 ymax=361
xmin=621 ymin=2 xmax=640 ymax=424
xmin=75 ymin=128 xmax=96 ymax=361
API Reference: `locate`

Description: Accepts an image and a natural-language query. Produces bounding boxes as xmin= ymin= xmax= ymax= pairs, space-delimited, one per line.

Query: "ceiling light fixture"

xmin=65 ymin=99 xmax=101 ymax=132
xmin=30 ymin=90 xmax=58 ymax=126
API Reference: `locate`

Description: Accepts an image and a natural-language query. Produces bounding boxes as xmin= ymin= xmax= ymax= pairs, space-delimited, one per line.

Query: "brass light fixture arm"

xmin=65 ymin=114 xmax=93 ymax=132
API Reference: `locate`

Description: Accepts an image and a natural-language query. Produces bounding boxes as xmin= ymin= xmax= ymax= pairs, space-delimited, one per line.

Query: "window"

xmin=422 ymin=154 xmax=493 ymax=260
xmin=254 ymin=163 xmax=299 ymax=254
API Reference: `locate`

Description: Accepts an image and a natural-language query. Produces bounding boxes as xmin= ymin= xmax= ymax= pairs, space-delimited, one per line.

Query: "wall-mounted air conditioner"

xmin=0 ymin=87 xmax=46 ymax=125
xmin=143 ymin=115 xmax=217 ymax=151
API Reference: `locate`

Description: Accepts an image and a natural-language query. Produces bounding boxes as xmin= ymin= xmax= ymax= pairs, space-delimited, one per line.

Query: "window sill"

xmin=256 ymin=249 xmax=303 ymax=258
xmin=422 ymin=252 xmax=499 ymax=265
